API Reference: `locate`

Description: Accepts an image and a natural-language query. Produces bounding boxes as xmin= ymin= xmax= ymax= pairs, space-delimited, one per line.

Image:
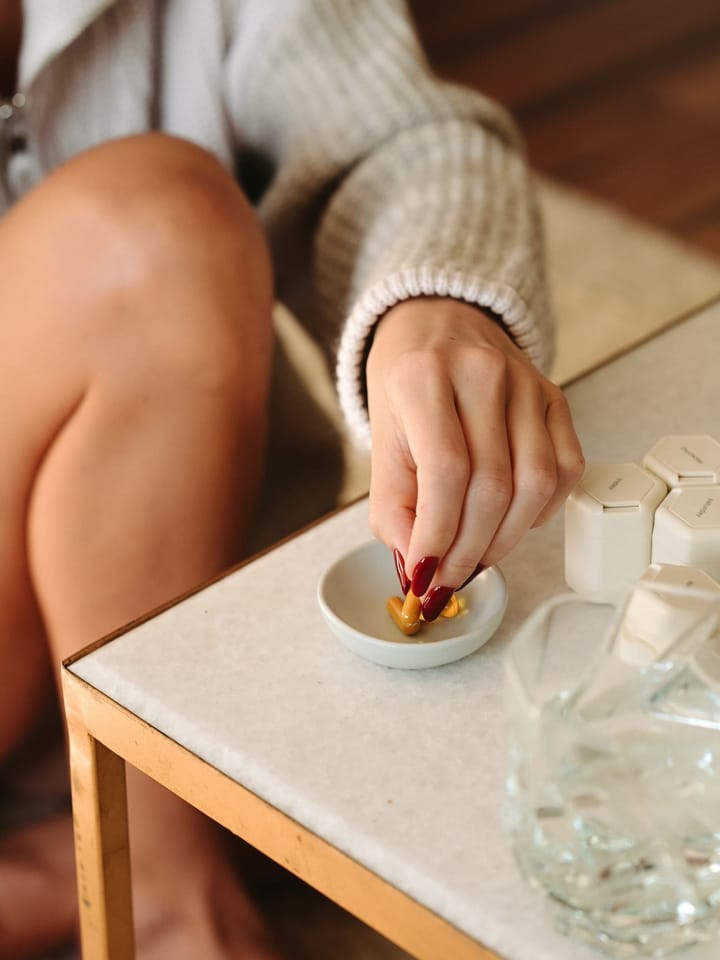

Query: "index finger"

xmin=399 ymin=367 xmax=470 ymax=593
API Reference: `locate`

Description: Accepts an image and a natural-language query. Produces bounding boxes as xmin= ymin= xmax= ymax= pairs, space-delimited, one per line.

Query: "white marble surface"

xmin=71 ymin=300 xmax=720 ymax=960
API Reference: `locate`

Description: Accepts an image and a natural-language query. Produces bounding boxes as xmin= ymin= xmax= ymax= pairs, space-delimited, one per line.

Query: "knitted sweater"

xmin=4 ymin=0 xmax=553 ymax=447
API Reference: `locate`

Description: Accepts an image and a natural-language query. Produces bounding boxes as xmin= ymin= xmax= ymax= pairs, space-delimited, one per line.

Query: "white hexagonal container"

xmin=564 ymin=462 xmax=667 ymax=603
xmin=643 ymin=434 xmax=720 ymax=488
xmin=651 ymin=484 xmax=720 ymax=579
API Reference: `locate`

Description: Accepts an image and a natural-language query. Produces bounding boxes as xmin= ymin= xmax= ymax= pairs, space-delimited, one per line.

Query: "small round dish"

xmin=317 ymin=540 xmax=508 ymax=669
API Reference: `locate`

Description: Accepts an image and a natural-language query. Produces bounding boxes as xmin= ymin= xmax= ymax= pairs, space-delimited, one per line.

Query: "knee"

xmin=14 ymin=135 xmax=274 ymax=405
xmin=36 ymin=133 xmax=272 ymax=301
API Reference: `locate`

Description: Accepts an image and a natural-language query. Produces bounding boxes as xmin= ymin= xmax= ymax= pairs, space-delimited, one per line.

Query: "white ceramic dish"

xmin=317 ymin=540 xmax=508 ymax=669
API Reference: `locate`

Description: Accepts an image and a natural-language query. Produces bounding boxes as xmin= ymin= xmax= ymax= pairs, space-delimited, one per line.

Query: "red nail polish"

xmin=458 ymin=562 xmax=485 ymax=591
xmin=422 ymin=585 xmax=455 ymax=622
xmin=393 ymin=548 xmax=410 ymax=595
xmin=411 ymin=556 xmax=439 ymax=596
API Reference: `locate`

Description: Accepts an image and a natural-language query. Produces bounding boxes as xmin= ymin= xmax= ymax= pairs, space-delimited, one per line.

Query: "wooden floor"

xmin=409 ymin=0 xmax=720 ymax=258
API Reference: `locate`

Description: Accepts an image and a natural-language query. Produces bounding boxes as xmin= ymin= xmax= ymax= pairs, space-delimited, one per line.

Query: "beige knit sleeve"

xmin=226 ymin=0 xmax=554 ymax=447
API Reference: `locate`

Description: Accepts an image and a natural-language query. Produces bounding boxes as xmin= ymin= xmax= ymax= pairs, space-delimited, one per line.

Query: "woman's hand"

xmin=365 ymin=296 xmax=584 ymax=620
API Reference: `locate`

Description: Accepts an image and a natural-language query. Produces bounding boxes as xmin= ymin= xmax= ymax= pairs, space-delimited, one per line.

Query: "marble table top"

xmin=70 ymin=298 xmax=720 ymax=960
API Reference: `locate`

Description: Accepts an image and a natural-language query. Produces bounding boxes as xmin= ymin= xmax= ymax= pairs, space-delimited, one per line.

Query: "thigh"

xmin=0 ymin=133 xmax=275 ymax=660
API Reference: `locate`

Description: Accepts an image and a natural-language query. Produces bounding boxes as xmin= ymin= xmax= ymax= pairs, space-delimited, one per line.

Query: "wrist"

xmin=368 ymin=295 xmax=508 ymax=365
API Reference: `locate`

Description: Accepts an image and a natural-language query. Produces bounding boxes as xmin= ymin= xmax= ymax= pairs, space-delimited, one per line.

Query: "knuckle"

xmin=448 ymin=554 xmax=482 ymax=583
xmin=560 ymin=447 xmax=587 ymax=488
xmin=409 ymin=347 xmax=445 ymax=376
xmin=481 ymin=545 xmax=506 ymax=567
xmin=472 ymin=345 xmax=508 ymax=385
xmin=383 ymin=349 xmax=444 ymax=401
xmin=518 ymin=463 xmax=558 ymax=502
xmin=368 ymin=507 xmax=383 ymax=541
xmin=417 ymin=443 xmax=470 ymax=500
xmin=431 ymin=442 xmax=470 ymax=485
xmin=368 ymin=499 xmax=392 ymax=544
xmin=470 ymin=469 xmax=512 ymax=509
xmin=394 ymin=348 xmax=443 ymax=382
xmin=546 ymin=383 xmax=569 ymax=408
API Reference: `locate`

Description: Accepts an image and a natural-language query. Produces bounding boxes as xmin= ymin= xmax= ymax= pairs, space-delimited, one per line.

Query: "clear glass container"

xmin=503 ymin=581 xmax=720 ymax=957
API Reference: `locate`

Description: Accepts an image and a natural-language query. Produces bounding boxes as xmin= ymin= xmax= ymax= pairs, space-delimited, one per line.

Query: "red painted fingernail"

xmin=393 ymin=548 xmax=410 ymax=595
xmin=411 ymin=556 xmax=439 ymax=597
xmin=458 ymin=562 xmax=485 ymax=591
xmin=422 ymin=586 xmax=455 ymax=622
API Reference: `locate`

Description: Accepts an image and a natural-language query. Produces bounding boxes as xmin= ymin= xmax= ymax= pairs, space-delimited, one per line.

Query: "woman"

xmin=0 ymin=1 xmax=583 ymax=956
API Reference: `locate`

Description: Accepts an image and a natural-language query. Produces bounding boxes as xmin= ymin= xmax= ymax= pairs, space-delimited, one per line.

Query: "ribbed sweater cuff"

xmin=336 ymin=267 xmax=546 ymax=449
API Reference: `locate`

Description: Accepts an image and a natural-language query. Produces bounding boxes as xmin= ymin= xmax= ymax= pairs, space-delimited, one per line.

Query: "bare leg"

xmin=0 ymin=134 xmax=281 ymax=957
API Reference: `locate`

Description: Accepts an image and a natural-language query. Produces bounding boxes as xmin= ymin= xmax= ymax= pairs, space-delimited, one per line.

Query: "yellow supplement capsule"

xmin=441 ymin=594 xmax=467 ymax=618
xmin=386 ymin=593 xmax=422 ymax=636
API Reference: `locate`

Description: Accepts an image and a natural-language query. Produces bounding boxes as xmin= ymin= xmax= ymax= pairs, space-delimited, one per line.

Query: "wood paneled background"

xmin=408 ymin=0 xmax=720 ymax=257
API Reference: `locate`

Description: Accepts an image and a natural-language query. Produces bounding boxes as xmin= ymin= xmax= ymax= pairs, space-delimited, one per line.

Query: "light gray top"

xmin=71 ymin=299 xmax=720 ymax=960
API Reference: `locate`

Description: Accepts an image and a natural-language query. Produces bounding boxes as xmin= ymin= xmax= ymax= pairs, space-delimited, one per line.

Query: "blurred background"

xmin=409 ymin=0 xmax=720 ymax=259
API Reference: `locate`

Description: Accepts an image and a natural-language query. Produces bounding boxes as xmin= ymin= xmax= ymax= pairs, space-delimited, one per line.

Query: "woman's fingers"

xmin=368 ymin=349 xmax=468 ymax=590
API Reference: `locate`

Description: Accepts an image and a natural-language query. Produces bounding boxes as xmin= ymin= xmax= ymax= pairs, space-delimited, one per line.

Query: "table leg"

xmin=66 ymin=713 xmax=135 ymax=960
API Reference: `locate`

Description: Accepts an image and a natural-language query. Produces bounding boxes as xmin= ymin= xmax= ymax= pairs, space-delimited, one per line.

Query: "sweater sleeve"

xmin=224 ymin=0 xmax=554 ymax=448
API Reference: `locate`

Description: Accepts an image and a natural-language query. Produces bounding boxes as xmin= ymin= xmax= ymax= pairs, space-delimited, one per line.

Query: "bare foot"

xmin=135 ymin=862 xmax=284 ymax=960
xmin=0 ymin=813 xmax=77 ymax=960
xmin=0 ymin=810 xmax=284 ymax=960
